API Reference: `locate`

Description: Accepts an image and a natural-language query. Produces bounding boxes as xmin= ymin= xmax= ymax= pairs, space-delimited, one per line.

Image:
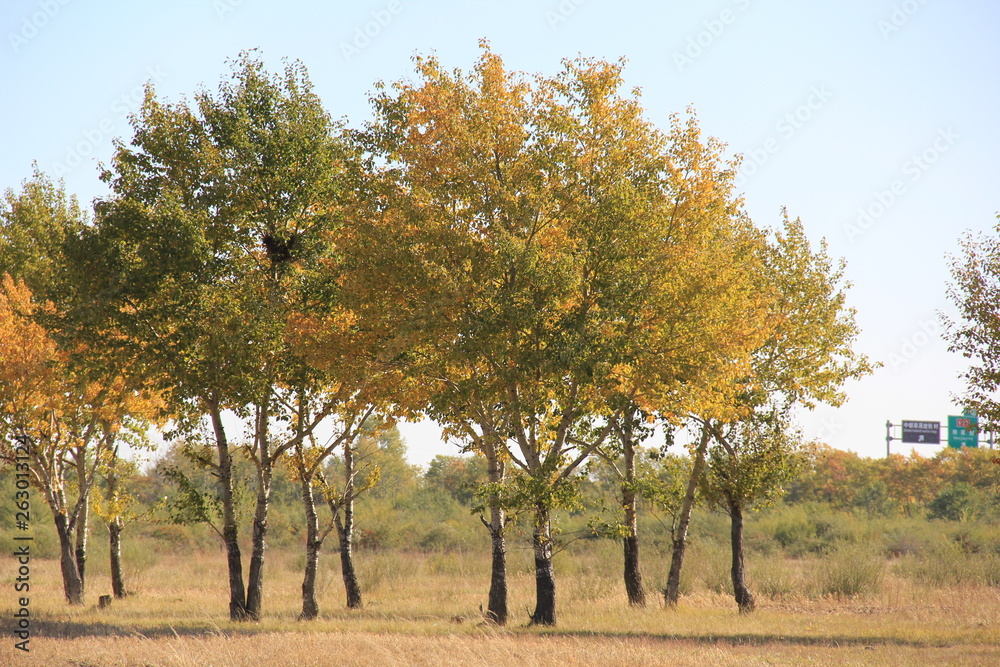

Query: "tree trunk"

xmin=54 ymin=512 xmax=84 ymax=605
xmin=664 ymin=424 xmax=711 ymax=607
xmin=245 ymin=397 xmax=277 ymax=621
xmin=730 ymin=501 xmax=755 ymax=613
xmin=106 ymin=452 xmax=127 ymax=599
xmin=335 ymin=500 xmax=362 ymax=609
xmin=485 ymin=452 xmax=508 ymax=625
xmin=623 ymin=531 xmax=644 ymax=607
xmin=75 ymin=448 xmax=89 ymax=594
xmin=621 ymin=424 xmax=646 ymax=607
xmin=245 ymin=466 xmax=271 ymax=621
xmin=299 ymin=473 xmax=322 ymax=620
xmin=530 ymin=503 xmax=556 ymax=626
xmin=210 ymin=404 xmax=248 ymax=621
xmin=109 ymin=518 xmax=126 ymax=599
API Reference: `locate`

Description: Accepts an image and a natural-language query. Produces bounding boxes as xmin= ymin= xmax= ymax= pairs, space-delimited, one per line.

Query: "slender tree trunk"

xmin=530 ymin=503 xmax=556 ymax=626
xmin=621 ymin=423 xmax=646 ymax=607
xmin=730 ymin=501 xmax=755 ymax=613
xmin=106 ymin=451 xmax=127 ymax=598
xmin=109 ymin=518 xmax=126 ymax=599
xmin=665 ymin=424 xmax=711 ymax=607
xmin=336 ymin=436 xmax=363 ymax=609
xmin=485 ymin=452 xmax=508 ymax=625
xmin=53 ymin=512 xmax=84 ymax=605
xmin=75 ymin=449 xmax=89 ymax=594
xmin=335 ymin=504 xmax=362 ymax=609
xmin=245 ymin=464 xmax=272 ymax=621
xmin=210 ymin=404 xmax=248 ymax=621
xmin=299 ymin=473 xmax=322 ymax=620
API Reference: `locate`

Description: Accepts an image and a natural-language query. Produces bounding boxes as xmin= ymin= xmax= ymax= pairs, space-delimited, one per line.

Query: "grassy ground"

xmin=2 ymin=546 xmax=999 ymax=666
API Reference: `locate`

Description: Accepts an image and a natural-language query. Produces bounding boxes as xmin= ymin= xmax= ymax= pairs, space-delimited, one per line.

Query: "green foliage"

xmin=815 ymin=542 xmax=885 ymax=598
xmin=928 ymin=482 xmax=979 ymax=522
xmin=944 ymin=215 xmax=1000 ymax=426
xmin=702 ymin=416 xmax=804 ymax=516
xmin=424 ymin=455 xmax=487 ymax=506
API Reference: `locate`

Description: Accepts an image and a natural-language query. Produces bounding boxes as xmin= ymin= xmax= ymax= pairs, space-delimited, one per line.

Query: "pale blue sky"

xmin=3 ymin=0 xmax=999 ymax=465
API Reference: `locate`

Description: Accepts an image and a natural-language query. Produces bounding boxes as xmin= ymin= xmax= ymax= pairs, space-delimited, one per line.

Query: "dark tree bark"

xmin=484 ymin=450 xmax=508 ymax=625
xmin=108 ymin=518 xmax=126 ymax=599
xmin=210 ymin=403 xmax=248 ymax=621
xmin=335 ymin=504 xmax=362 ymax=609
xmin=530 ymin=504 xmax=556 ymax=626
xmin=664 ymin=424 xmax=711 ymax=607
xmin=332 ymin=433 xmax=362 ymax=610
xmin=623 ymin=532 xmax=644 ymax=607
xmin=245 ymin=465 xmax=272 ymax=621
xmin=729 ymin=501 xmax=755 ymax=613
xmin=53 ymin=512 xmax=84 ymax=605
xmin=245 ymin=398 xmax=276 ymax=621
xmin=621 ymin=420 xmax=646 ymax=607
xmin=299 ymin=474 xmax=322 ymax=620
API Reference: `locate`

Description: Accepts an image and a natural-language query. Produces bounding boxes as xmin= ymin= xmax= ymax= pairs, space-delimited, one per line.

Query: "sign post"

xmin=901 ymin=420 xmax=941 ymax=444
xmin=948 ymin=413 xmax=979 ymax=448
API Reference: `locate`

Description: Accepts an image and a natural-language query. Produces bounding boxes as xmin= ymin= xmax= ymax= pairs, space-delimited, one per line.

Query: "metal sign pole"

xmin=885 ymin=420 xmax=893 ymax=458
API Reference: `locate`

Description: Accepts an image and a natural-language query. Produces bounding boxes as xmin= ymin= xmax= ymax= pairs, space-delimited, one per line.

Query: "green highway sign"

xmin=948 ymin=413 xmax=978 ymax=448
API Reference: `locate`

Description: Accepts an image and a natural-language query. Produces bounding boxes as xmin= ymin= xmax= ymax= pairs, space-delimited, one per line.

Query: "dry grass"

xmin=2 ymin=548 xmax=999 ymax=666
xmin=11 ymin=633 xmax=1000 ymax=667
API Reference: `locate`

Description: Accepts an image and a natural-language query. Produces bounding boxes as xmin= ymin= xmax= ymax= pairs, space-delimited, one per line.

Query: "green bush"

xmin=814 ymin=543 xmax=884 ymax=598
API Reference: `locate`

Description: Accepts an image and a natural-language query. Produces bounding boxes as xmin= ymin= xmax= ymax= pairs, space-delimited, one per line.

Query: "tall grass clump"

xmin=814 ymin=542 xmax=884 ymax=598
xmin=896 ymin=542 xmax=1000 ymax=588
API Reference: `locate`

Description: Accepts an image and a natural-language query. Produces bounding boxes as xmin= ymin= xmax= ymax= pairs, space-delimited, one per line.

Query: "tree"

xmin=425 ymin=454 xmax=488 ymax=506
xmin=701 ymin=416 xmax=803 ymax=611
xmin=285 ymin=399 xmax=377 ymax=616
xmin=698 ymin=213 xmax=874 ymax=612
xmin=362 ymin=44 xmax=769 ymax=626
xmin=93 ymin=439 xmax=158 ymax=599
xmin=1 ymin=170 xmax=154 ymax=605
xmin=0 ymin=276 xmax=152 ymax=604
xmin=944 ymin=216 xmax=1000 ymax=430
xmin=80 ymin=52 xmax=353 ymax=621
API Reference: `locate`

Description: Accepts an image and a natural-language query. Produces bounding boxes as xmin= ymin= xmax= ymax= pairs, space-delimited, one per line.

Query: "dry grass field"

xmin=2 ymin=546 xmax=999 ymax=666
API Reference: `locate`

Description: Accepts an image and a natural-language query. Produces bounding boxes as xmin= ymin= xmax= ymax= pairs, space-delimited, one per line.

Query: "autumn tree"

xmin=0 ymin=276 xmax=153 ymax=604
xmin=361 ymin=45 xmax=769 ymax=626
xmin=699 ymin=214 xmax=874 ymax=612
xmin=93 ymin=440 xmax=156 ymax=599
xmin=944 ymin=216 xmax=1000 ymax=431
xmin=1 ymin=170 xmax=155 ymax=604
xmin=79 ymin=52 xmax=355 ymax=621
xmin=281 ymin=390 xmax=379 ymax=616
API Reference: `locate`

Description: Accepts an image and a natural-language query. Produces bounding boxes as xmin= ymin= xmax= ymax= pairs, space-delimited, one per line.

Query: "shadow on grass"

xmin=29 ymin=619 xmax=264 ymax=640
xmin=23 ymin=618 xmax=952 ymax=649
xmin=528 ymin=629 xmax=949 ymax=649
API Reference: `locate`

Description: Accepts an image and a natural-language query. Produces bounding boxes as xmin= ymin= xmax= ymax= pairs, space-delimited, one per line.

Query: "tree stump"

xmin=98 ymin=595 xmax=112 ymax=609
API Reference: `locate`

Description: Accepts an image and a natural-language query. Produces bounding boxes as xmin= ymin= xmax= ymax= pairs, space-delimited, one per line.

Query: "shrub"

xmin=814 ymin=543 xmax=884 ymax=598
xmin=928 ymin=483 xmax=976 ymax=522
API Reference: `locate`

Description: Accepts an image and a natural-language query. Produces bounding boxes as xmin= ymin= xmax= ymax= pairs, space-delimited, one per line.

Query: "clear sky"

xmin=3 ymin=0 xmax=998 ymax=466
